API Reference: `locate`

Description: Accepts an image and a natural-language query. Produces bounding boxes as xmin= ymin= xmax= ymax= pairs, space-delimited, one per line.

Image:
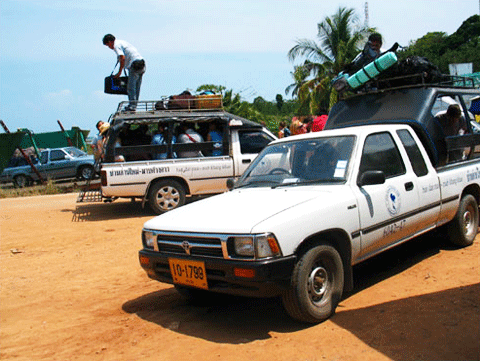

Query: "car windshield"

xmin=236 ymin=136 xmax=355 ymax=188
xmin=65 ymin=147 xmax=86 ymax=158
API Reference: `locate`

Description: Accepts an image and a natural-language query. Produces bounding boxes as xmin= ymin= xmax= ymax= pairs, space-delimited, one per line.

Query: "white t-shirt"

xmin=113 ymin=40 xmax=143 ymax=70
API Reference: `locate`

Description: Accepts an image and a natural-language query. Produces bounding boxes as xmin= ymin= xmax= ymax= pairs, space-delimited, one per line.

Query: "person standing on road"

xmin=102 ymin=34 xmax=146 ymax=111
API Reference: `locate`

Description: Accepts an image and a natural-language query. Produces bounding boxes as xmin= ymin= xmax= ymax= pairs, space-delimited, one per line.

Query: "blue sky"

xmin=1 ymin=0 xmax=478 ymax=135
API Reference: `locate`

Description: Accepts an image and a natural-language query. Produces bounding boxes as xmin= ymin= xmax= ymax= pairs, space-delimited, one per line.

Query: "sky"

xmin=1 ymin=0 xmax=479 ymax=136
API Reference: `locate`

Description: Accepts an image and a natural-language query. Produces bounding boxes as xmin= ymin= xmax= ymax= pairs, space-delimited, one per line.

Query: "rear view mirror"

xmin=357 ymin=170 xmax=385 ymax=187
xmin=226 ymin=178 xmax=235 ymax=190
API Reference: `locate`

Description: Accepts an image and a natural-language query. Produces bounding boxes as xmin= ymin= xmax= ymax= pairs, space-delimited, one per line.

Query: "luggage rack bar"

xmin=342 ymin=74 xmax=478 ymax=100
xmin=116 ymin=94 xmax=223 ymax=113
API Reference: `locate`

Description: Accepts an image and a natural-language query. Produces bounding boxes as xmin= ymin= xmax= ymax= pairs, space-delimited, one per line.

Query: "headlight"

xmin=234 ymin=237 xmax=255 ymax=257
xmin=143 ymin=230 xmax=156 ymax=249
xmin=232 ymin=233 xmax=282 ymax=259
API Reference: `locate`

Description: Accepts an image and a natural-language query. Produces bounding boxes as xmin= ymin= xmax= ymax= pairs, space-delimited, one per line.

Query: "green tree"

xmin=275 ymin=94 xmax=284 ymax=112
xmin=399 ymin=15 xmax=480 ymax=73
xmin=287 ymin=7 xmax=368 ymax=113
xmin=196 ymin=84 xmax=226 ymax=95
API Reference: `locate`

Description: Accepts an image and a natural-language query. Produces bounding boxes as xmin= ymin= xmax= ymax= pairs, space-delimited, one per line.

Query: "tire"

xmin=148 ymin=179 xmax=186 ymax=214
xmin=447 ymin=194 xmax=479 ymax=247
xmin=77 ymin=165 xmax=95 ymax=180
xmin=13 ymin=174 xmax=32 ymax=188
xmin=282 ymin=244 xmax=344 ymax=323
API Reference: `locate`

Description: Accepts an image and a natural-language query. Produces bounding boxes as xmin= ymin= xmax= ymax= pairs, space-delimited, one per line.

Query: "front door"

xmin=354 ymin=132 xmax=420 ymax=260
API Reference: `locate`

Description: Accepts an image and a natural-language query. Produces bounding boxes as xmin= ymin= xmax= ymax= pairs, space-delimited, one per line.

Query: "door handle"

xmin=405 ymin=182 xmax=414 ymax=191
xmin=242 ymin=159 xmax=251 ymax=164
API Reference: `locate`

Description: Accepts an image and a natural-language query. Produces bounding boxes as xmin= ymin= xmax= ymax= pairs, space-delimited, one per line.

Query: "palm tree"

xmin=287 ymin=7 xmax=369 ymax=112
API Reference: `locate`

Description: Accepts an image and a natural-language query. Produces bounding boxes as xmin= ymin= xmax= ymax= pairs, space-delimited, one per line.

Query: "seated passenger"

xmin=177 ymin=124 xmax=204 ymax=158
xmin=151 ymin=124 xmax=171 ymax=159
xmin=436 ymin=104 xmax=466 ymax=136
xmin=114 ymin=138 xmax=125 ymax=162
xmin=207 ymin=122 xmax=223 ymax=156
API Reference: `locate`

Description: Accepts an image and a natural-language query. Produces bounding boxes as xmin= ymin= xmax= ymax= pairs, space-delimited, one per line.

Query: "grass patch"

xmin=0 ymin=179 xmax=81 ymax=198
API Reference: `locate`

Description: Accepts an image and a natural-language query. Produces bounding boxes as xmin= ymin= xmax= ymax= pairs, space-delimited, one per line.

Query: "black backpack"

xmin=378 ymin=56 xmax=443 ymax=88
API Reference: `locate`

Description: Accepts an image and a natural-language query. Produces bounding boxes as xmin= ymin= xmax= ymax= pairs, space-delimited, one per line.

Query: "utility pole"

xmin=364 ymin=1 xmax=369 ymax=28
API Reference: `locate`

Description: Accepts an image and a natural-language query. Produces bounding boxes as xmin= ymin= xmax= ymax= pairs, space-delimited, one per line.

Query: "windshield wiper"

xmin=234 ymin=179 xmax=279 ymax=189
xmin=271 ymin=178 xmax=344 ymax=188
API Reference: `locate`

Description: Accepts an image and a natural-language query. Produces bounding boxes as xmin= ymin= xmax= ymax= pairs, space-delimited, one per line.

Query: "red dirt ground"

xmin=1 ymin=194 xmax=479 ymax=361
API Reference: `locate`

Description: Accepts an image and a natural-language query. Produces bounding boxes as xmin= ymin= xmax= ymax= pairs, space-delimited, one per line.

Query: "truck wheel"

xmin=77 ymin=165 xmax=95 ymax=180
xmin=447 ymin=194 xmax=478 ymax=247
xmin=282 ymin=245 xmax=344 ymax=323
xmin=148 ymin=180 xmax=186 ymax=214
xmin=13 ymin=174 xmax=32 ymax=188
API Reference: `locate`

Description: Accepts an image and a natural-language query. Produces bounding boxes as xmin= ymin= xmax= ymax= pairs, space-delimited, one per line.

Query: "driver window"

xmin=359 ymin=132 xmax=406 ymax=178
xmin=50 ymin=150 xmax=66 ymax=161
xmin=239 ymin=130 xmax=274 ymax=154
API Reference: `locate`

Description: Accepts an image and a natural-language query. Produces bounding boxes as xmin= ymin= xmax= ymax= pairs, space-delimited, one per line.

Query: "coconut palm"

xmin=287 ymin=7 xmax=369 ymax=112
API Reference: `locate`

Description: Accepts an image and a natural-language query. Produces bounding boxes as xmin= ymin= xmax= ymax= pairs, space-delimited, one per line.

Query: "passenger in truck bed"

xmin=177 ymin=124 xmax=204 ymax=158
xmin=436 ymin=104 xmax=467 ymax=136
xmin=151 ymin=123 xmax=172 ymax=160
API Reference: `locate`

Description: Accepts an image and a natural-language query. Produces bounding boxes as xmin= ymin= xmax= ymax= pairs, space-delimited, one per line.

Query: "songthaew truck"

xmin=80 ymin=97 xmax=276 ymax=213
xmin=138 ymin=76 xmax=480 ymax=323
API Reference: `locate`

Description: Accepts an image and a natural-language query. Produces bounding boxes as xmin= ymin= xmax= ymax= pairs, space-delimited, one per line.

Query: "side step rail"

xmin=77 ymin=160 xmax=103 ymax=203
xmin=77 ymin=188 xmax=103 ymax=203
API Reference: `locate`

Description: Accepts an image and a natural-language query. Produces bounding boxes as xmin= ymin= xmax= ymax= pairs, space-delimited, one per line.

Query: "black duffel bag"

xmin=104 ymin=60 xmax=128 ymax=95
xmin=104 ymin=75 xmax=128 ymax=95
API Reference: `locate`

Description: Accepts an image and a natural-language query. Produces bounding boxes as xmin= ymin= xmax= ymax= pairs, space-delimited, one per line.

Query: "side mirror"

xmin=226 ymin=178 xmax=235 ymax=190
xmin=357 ymin=170 xmax=385 ymax=187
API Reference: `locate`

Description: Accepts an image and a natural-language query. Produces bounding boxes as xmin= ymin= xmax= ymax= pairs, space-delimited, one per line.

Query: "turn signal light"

xmin=234 ymin=268 xmax=255 ymax=278
xmin=139 ymin=255 xmax=150 ymax=266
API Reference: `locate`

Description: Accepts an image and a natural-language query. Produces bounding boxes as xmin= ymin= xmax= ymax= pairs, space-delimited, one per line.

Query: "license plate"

xmin=168 ymin=258 xmax=208 ymax=290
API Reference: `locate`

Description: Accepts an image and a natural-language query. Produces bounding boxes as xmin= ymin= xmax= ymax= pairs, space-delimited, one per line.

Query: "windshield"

xmin=65 ymin=147 xmax=86 ymax=158
xmin=236 ymin=136 xmax=355 ymax=188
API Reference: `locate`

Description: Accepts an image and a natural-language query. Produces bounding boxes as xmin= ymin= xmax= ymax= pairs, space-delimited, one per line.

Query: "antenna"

xmin=364 ymin=1 xmax=369 ymax=28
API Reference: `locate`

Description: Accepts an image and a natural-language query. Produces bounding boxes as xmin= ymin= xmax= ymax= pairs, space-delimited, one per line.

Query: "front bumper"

xmin=139 ymin=249 xmax=296 ymax=298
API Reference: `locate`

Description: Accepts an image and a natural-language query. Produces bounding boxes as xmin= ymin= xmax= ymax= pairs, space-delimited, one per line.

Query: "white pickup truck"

xmin=139 ymin=80 xmax=480 ymax=323
xmin=91 ymin=99 xmax=276 ymax=213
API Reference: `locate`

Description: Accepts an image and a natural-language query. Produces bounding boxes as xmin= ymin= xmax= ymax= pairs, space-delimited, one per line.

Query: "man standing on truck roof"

xmin=102 ymin=34 xmax=146 ymax=111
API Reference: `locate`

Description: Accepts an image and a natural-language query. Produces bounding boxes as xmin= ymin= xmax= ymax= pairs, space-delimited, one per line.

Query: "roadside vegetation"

xmin=0 ymin=179 xmax=82 ymax=199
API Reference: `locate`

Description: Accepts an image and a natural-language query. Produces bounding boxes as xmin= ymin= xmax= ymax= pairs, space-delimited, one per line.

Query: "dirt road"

xmin=1 ymin=194 xmax=479 ymax=361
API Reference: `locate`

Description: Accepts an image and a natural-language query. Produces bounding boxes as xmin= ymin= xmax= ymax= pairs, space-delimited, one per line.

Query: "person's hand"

xmin=114 ymin=72 xmax=121 ymax=78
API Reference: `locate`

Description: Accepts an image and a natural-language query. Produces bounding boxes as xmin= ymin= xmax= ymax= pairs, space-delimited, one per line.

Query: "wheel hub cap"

xmin=157 ymin=187 xmax=179 ymax=210
xmin=308 ymin=266 xmax=328 ymax=301
xmin=463 ymin=207 xmax=474 ymax=236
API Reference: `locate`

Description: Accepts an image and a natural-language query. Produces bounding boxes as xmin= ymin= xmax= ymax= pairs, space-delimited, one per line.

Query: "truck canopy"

xmin=325 ymin=83 xmax=480 ymax=167
xmin=103 ymin=102 xmax=265 ymax=163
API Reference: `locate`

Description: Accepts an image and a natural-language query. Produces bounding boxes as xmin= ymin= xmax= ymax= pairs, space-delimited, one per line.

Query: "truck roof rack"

xmin=342 ymin=74 xmax=478 ymax=100
xmin=115 ymin=94 xmax=223 ymax=114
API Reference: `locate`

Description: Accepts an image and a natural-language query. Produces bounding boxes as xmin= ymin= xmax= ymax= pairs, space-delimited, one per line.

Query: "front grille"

xmin=156 ymin=233 xmax=225 ymax=259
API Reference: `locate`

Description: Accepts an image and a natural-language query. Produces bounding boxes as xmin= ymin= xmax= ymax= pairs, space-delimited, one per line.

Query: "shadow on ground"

xmin=333 ymin=283 xmax=480 ymax=361
xmin=70 ymin=194 xmax=208 ymax=222
xmin=122 ymin=288 xmax=307 ymax=343
xmin=69 ymin=200 xmax=155 ymax=222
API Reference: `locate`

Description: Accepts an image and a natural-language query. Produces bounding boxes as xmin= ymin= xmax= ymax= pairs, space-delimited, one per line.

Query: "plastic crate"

xmin=195 ymin=94 xmax=222 ymax=109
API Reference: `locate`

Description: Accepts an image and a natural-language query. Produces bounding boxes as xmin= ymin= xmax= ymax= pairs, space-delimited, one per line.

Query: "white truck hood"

xmin=143 ymin=187 xmax=332 ymax=233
